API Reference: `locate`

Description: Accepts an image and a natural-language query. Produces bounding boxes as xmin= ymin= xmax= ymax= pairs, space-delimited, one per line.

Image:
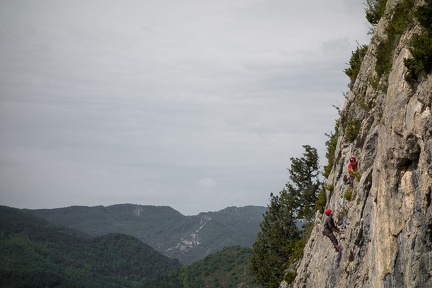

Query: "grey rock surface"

xmin=286 ymin=0 xmax=432 ymax=287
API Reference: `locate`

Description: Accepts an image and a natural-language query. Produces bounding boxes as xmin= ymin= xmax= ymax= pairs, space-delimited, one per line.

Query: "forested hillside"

xmin=26 ymin=204 xmax=266 ymax=264
xmin=0 ymin=206 xmax=181 ymax=288
xmin=156 ymin=246 xmax=260 ymax=288
xmin=1 ymin=205 xmax=263 ymax=287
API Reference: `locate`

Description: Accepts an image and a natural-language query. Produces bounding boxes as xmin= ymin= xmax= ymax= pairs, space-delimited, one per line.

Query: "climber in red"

xmin=323 ymin=209 xmax=344 ymax=252
xmin=347 ymin=157 xmax=359 ymax=186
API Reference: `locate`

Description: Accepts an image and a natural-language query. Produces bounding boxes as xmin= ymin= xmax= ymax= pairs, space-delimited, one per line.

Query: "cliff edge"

xmin=287 ymin=0 xmax=432 ymax=287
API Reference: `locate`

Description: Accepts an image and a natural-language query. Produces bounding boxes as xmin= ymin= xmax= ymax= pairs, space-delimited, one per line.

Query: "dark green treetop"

xmin=251 ymin=145 xmax=322 ymax=288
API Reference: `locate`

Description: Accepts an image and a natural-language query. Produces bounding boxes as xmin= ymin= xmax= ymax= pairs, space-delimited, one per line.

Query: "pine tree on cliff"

xmin=251 ymin=145 xmax=322 ymax=288
xmin=286 ymin=145 xmax=322 ymax=222
xmin=250 ymin=189 xmax=299 ymax=288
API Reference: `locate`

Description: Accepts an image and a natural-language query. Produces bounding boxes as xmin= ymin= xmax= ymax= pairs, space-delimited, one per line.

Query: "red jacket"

xmin=348 ymin=162 xmax=358 ymax=176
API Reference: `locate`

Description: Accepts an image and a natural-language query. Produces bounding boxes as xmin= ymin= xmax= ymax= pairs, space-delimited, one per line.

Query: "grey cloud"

xmin=0 ymin=0 xmax=370 ymax=215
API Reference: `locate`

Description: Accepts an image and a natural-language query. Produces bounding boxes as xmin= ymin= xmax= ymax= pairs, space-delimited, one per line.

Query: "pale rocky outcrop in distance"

xmin=284 ymin=0 xmax=432 ymax=287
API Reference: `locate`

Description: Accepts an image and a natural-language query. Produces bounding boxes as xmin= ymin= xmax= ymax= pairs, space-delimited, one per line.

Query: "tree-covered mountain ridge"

xmin=0 ymin=205 xmax=263 ymax=287
xmin=283 ymin=0 xmax=432 ymax=287
xmin=0 ymin=205 xmax=182 ymax=288
xmin=26 ymin=203 xmax=267 ymax=265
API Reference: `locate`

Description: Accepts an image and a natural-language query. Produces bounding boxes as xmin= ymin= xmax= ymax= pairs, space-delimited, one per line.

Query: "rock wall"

xmin=286 ymin=0 xmax=432 ymax=287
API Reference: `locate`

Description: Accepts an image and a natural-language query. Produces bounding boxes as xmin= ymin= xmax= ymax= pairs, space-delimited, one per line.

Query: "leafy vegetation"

xmin=415 ymin=0 xmax=432 ymax=31
xmin=0 ymin=206 xmax=182 ymax=288
xmin=366 ymin=0 xmax=432 ymax=90
xmin=316 ymin=185 xmax=333 ymax=215
xmin=323 ymin=120 xmax=339 ymax=178
xmin=375 ymin=0 xmax=414 ymax=80
xmin=250 ymin=190 xmax=300 ymax=288
xmin=405 ymin=35 xmax=432 ymax=83
xmin=286 ymin=145 xmax=322 ymax=222
xmin=344 ymin=188 xmax=353 ymax=201
xmin=315 ymin=188 xmax=327 ymax=214
xmin=345 ymin=116 xmax=361 ymax=143
xmin=345 ymin=44 xmax=369 ymax=88
xmin=404 ymin=0 xmax=432 ymax=84
xmin=251 ymin=146 xmax=322 ymax=287
xmin=365 ymin=0 xmax=388 ymax=26
xmin=167 ymin=246 xmax=260 ymax=288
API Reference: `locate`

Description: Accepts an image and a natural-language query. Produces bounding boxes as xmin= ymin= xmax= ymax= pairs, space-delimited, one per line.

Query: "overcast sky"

xmin=0 ymin=0 xmax=370 ymax=215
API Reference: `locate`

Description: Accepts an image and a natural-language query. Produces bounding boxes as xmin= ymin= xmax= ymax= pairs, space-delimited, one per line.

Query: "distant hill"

xmin=0 ymin=205 xmax=181 ymax=287
xmin=156 ymin=246 xmax=261 ymax=288
xmin=26 ymin=204 xmax=267 ymax=264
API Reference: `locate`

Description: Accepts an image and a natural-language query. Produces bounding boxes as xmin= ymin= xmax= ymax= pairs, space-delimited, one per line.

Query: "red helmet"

xmin=350 ymin=157 xmax=356 ymax=163
xmin=325 ymin=209 xmax=332 ymax=216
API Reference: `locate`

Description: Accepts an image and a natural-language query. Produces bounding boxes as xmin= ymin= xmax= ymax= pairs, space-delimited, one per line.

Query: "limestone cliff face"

xmin=286 ymin=0 xmax=432 ymax=287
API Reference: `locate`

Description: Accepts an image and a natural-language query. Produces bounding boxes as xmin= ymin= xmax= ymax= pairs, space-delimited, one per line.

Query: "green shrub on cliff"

xmin=345 ymin=44 xmax=369 ymax=88
xmin=345 ymin=116 xmax=361 ymax=143
xmin=375 ymin=0 xmax=414 ymax=80
xmin=404 ymin=0 xmax=432 ymax=84
xmin=323 ymin=120 xmax=339 ymax=178
xmin=365 ymin=0 xmax=388 ymax=26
